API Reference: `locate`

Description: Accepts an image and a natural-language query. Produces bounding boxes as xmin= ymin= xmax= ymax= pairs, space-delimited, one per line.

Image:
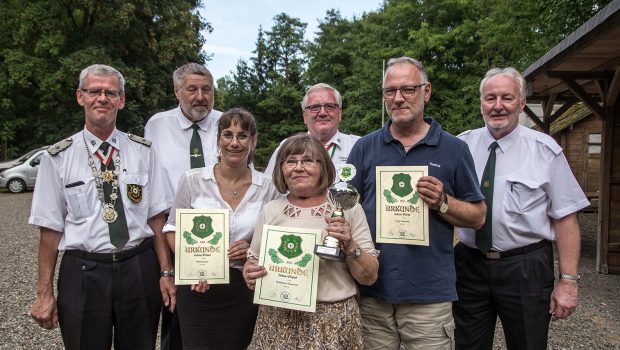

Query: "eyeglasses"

xmin=221 ymin=132 xmax=250 ymax=142
xmin=381 ymin=83 xmax=426 ymax=99
xmin=305 ymin=103 xmax=339 ymax=114
xmin=282 ymin=158 xmax=320 ymax=168
xmin=185 ymin=86 xmax=212 ymax=95
xmin=81 ymin=88 xmax=122 ymax=99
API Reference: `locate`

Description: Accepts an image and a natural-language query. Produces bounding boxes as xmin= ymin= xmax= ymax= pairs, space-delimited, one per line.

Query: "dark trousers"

xmin=453 ymin=241 xmax=554 ymax=350
xmin=57 ymin=246 xmax=161 ymax=350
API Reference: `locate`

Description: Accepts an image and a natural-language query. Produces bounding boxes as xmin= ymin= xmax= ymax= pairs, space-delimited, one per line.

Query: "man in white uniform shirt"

xmin=144 ymin=63 xmax=221 ymax=349
xmin=29 ymin=64 xmax=173 ymax=349
xmin=454 ymin=67 xmax=589 ymax=350
xmin=264 ymin=83 xmax=359 ymax=177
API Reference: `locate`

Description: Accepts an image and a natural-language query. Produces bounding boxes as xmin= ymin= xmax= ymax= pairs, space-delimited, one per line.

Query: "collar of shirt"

xmin=201 ymin=163 xmax=263 ymax=187
xmin=483 ymin=124 xmax=521 ymax=154
xmin=175 ymin=106 xmax=214 ymax=131
xmin=381 ymin=117 xmax=441 ymax=146
xmin=314 ymin=130 xmax=343 ymax=149
xmin=83 ymin=127 xmax=121 ymax=154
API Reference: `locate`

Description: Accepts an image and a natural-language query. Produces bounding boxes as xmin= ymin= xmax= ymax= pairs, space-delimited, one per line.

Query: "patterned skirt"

xmin=247 ymin=296 xmax=363 ymax=350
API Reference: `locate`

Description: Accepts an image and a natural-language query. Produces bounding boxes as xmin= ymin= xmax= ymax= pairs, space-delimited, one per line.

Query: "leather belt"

xmin=466 ymin=239 xmax=550 ymax=260
xmin=65 ymin=237 xmax=153 ymax=262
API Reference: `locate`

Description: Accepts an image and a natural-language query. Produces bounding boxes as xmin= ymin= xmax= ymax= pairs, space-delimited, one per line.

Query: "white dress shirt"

xmin=457 ymin=125 xmax=589 ymax=251
xmin=144 ymin=106 xmax=223 ymax=209
xmin=263 ymin=130 xmax=360 ymax=177
xmin=163 ymin=164 xmax=283 ymax=269
xmin=29 ymin=128 xmax=168 ymax=252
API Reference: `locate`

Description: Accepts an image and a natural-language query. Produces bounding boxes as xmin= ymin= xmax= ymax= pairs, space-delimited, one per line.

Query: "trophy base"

xmin=314 ymin=244 xmax=346 ymax=261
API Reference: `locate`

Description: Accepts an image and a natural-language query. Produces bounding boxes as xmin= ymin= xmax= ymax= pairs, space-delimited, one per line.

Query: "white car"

xmin=0 ymin=146 xmax=48 ymax=193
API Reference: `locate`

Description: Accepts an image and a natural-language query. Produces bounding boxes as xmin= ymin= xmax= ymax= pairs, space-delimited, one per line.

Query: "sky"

xmin=199 ymin=0 xmax=383 ymax=83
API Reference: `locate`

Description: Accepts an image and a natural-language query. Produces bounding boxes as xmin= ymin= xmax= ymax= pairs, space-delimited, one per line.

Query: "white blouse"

xmin=164 ymin=164 xmax=283 ymax=269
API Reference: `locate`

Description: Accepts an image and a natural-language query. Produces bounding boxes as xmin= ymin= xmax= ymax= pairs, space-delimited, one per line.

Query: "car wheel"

xmin=7 ymin=178 xmax=26 ymax=193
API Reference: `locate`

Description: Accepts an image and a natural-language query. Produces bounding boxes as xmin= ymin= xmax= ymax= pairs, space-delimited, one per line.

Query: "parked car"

xmin=0 ymin=147 xmax=44 ymax=172
xmin=0 ymin=146 xmax=49 ymax=193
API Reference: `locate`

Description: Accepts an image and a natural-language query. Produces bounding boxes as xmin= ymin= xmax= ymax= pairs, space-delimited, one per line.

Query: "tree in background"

xmin=217 ymin=0 xmax=611 ymax=168
xmin=0 ymin=0 xmax=208 ymax=159
xmin=217 ymin=13 xmax=307 ymax=167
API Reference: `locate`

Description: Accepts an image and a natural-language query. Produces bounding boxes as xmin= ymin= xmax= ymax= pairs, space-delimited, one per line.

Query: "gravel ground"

xmin=0 ymin=192 xmax=618 ymax=349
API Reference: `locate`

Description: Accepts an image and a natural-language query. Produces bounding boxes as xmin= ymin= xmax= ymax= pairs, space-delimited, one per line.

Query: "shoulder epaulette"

xmin=128 ymin=133 xmax=152 ymax=147
xmin=457 ymin=129 xmax=472 ymax=137
xmin=47 ymin=137 xmax=73 ymax=156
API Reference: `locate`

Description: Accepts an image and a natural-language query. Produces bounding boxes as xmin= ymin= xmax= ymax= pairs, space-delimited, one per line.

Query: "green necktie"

xmin=190 ymin=124 xmax=205 ymax=168
xmin=100 ymin=142 xmax=129 ymax=249
xmin=476 ymin=141 xmax=499 ymax=253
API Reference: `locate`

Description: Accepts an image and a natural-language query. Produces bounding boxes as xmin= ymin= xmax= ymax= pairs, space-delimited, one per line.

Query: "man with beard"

xmin=347 ymin=56 xmax=485 ymax=349
xmin=453 ymin=68 xmax=588 ymax=350
xmin=144 ymin=63 xmax=222 ymax=349
xmin=263 ymin=83 xmax=359 ymax=177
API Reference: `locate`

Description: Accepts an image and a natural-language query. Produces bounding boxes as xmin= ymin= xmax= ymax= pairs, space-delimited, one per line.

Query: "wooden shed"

xmin=533 ymin=104 xmax=603 ymax=211
xmin=522 ymin=0 xmax=620 ymax=274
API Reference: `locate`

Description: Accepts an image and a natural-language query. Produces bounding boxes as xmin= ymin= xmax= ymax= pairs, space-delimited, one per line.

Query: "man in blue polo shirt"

xmin=347 ymin=56 xmax=485 ymax=350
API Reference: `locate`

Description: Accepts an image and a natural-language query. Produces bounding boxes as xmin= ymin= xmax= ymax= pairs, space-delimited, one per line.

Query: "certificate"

xmin=174 ymin=208 xmax=230 ymax=285
xmin=375 ymin=166 xmax=429 ymax=246
xmin=253 ymin=225 xmax=321 ymax=312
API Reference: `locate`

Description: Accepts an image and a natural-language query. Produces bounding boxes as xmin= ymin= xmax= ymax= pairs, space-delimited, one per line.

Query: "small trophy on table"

xmin=315 ymin=164 xmax=359 ymax=261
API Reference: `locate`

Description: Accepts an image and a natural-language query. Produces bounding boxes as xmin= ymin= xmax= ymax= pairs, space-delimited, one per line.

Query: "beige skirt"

xmin=248 ymin=296 xmax=363 ymax=350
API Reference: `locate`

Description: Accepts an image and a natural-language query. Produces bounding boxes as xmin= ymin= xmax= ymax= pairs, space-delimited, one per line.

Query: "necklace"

xmin=84 ymin=133 xmax=121 ymax=223
xmin=217 ymin=164 xmax=248 ymax=199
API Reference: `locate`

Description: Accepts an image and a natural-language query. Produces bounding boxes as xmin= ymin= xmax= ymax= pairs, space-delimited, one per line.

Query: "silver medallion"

xmin=102 ymin=204 xmax=118 ymax=223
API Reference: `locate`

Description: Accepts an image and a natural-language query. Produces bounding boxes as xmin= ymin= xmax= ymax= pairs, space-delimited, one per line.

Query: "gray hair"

xmin=78 ymin=64 xmax=125 ymax=93
xmin=173 ymin=63 xmax=214 ymax=89
xmin=300 ymin=83 xmax=343 ymax=110
xmin=383 ymin=57 xmax=429 ymax=87
xmin=480 ymin=67 xmax=526 ymax=98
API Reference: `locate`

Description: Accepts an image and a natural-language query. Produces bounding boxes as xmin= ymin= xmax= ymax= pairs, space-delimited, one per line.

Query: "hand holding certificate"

xmin=174 ymin=208 xmax=230 ymax=285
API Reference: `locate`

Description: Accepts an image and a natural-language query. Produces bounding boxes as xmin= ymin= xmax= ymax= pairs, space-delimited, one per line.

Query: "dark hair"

xmin=272 ymin=133 xmax=335 ymax=194
xmin=217 ymin=108 xmax=257 ymax=164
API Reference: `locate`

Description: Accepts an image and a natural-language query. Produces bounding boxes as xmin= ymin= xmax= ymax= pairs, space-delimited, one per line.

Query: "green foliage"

xmin=218 ymin=14 xmax=308 ymax=167
xmin=3 ymin=0 xmax=612 ymax=162
xmin=0 ymin=0 xmax=208 ymax=159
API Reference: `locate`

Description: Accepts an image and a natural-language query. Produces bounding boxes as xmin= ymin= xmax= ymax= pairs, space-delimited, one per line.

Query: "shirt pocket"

xmin=502 ymin=177 xmax=547 ymax=215
xmin=121 ymin=173 xmax=149 ymax=208
xmin=65 ymin=177 xmax=95 ymax=222
xmin=192 ymin=197 xmax=221 ymax=209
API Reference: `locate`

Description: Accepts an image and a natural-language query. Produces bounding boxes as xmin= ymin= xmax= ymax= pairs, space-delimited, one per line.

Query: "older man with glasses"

xmin=347 ymin=56 xmax=485 ymax=350
xmin=29 ymin=64 xmax=171 ymax=349
xmin=264 ymin=83 xmax=360 ymax=177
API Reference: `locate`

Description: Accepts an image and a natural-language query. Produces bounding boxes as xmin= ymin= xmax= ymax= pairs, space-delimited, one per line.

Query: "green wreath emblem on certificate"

xmin=183 ymin=215 xmax=223 ymax=245
xmin=268 ymin=234 xmax=313 ymax=267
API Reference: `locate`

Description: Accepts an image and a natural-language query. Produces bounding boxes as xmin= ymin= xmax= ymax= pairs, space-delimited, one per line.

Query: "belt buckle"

xmin=112 ymin=252 xmax=120 ymax=262
xmin=485 ymin=251 xmax=501 ymax=259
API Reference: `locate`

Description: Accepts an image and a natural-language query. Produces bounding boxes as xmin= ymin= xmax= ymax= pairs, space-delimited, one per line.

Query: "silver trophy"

xmin=315 ymin=164 xmax=359 ymax=261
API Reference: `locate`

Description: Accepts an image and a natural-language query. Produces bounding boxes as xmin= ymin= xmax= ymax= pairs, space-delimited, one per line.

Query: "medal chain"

xmin=83 ymin=133 xmax=121 ymax=223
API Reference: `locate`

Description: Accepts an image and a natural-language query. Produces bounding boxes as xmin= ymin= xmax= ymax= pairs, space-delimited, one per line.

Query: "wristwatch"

xmin=160 ymin=269 xmax=175 ymax=277
xmin=437 ymin=194 xmax=449 ymax=214
xmin=559 ymin=273 xmax=580 ymax=282
xmin=347 ymin=244 xmax=361 ymax=259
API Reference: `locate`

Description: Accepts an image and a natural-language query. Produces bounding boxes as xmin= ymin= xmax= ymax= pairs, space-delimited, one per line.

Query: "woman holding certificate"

xmin=164 ymin=108 xmax=282 ymax=350
xmin=243 ymin=133 xmax=379 ymax=349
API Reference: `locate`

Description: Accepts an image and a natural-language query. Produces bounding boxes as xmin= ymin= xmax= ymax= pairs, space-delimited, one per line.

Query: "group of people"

xmin=28 ymin=56 xmax=588 ymax=350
